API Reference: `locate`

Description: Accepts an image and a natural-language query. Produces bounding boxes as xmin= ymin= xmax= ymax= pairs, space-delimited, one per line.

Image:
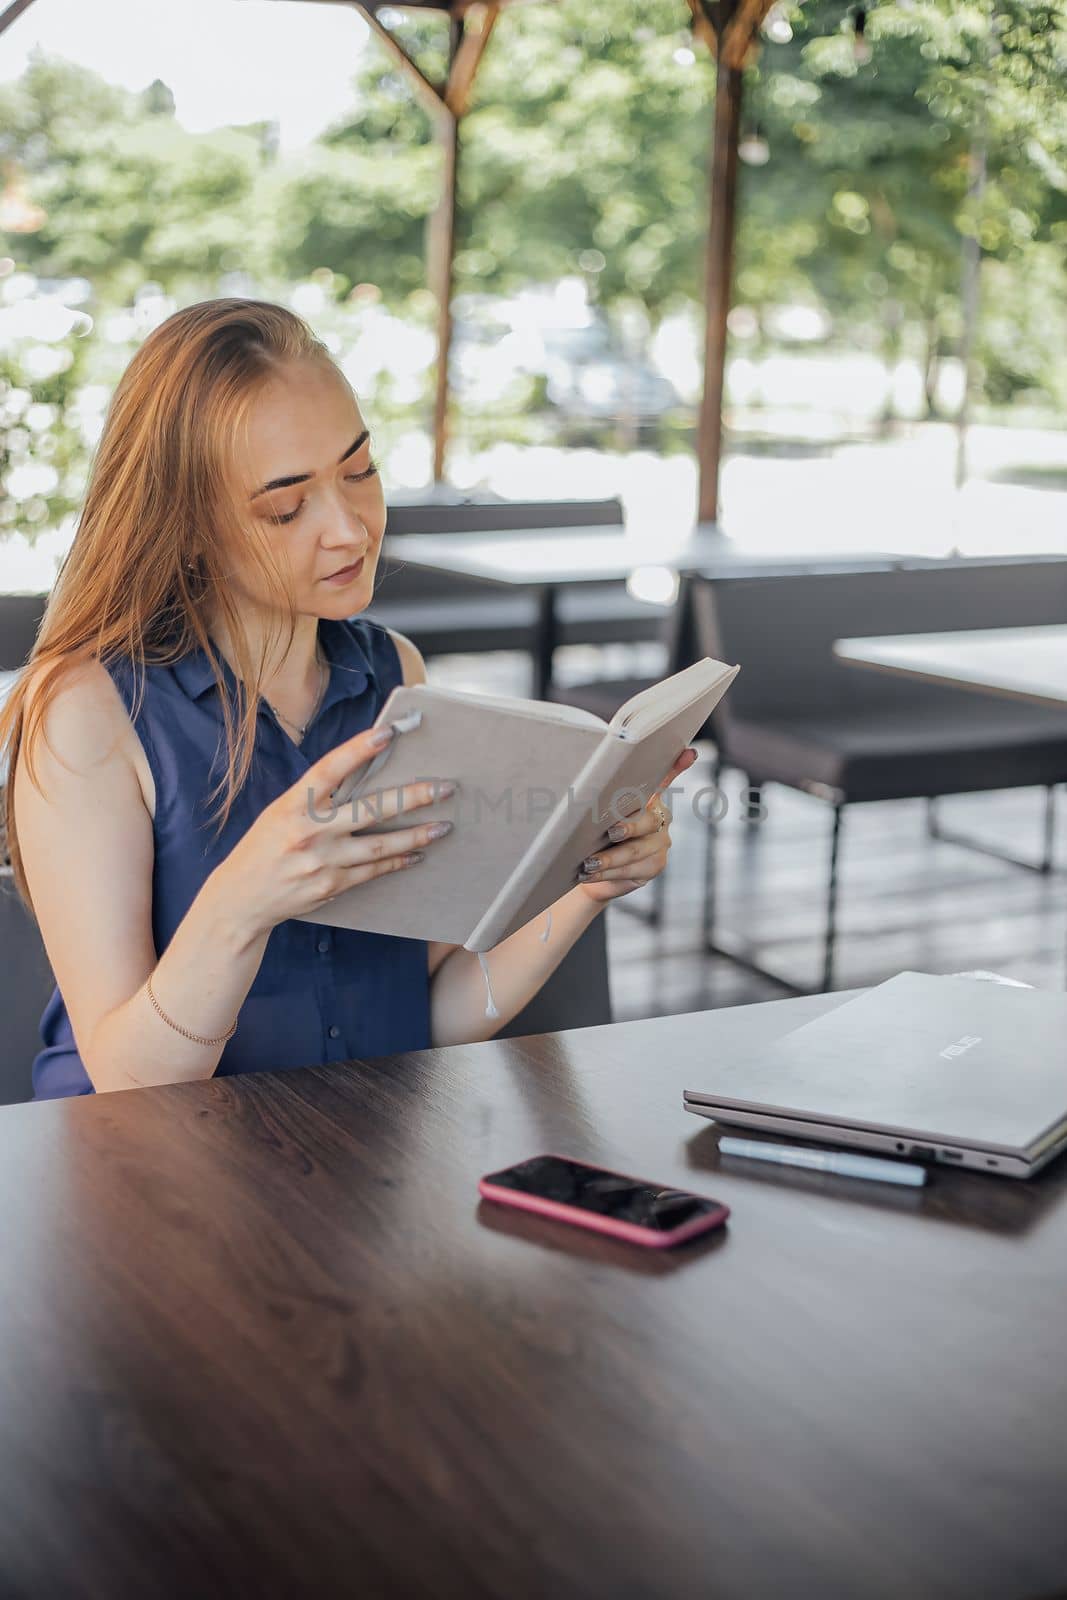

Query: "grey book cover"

xmin=295 ymin=657 xmax=738 ymax=950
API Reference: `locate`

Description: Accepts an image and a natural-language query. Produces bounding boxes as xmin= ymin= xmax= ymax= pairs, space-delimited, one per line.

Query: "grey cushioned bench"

xmin=692 ymin=555 xmax=1067 ymax=990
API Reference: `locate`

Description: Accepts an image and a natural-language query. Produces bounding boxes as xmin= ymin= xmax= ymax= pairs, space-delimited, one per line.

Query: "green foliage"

xmin=0 ymin=53 xmax=269 ymax=298
xmin=0 ymin=0 xmax=1064 ymax=547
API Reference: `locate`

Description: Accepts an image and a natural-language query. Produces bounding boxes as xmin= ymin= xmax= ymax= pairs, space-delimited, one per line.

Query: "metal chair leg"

xmin=926 ymin=786 xmax=1058 ymax=874
xmin=702 ymin=761 xmax=805 ymax=993
xmin=821 ymin=803 xmax=844 ymax=992
xmin=614 ymin=862 xmax=667 ymax=927
xmin=742 ymin=778 xmax=764 ymax=830
xmin=702 ymin=754 xmax=724 ymax=949
xmin=701 ymin=768 xmax=848 ymax=994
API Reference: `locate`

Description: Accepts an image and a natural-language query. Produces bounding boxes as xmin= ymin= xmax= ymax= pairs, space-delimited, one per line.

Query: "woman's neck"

xmin=208 ymin=610 xmax=324 ymax=708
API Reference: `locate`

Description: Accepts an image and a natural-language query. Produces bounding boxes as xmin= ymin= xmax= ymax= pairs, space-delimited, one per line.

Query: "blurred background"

xmin=1 ymin=0 xmax=1065 ymax=590
xmin=2 ymin=0 xmax=1067 ymax=1033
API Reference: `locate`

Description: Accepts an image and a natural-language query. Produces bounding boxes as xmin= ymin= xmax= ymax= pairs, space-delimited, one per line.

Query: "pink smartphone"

xmin=478 ymin=1153 xmax=730 ymax=1249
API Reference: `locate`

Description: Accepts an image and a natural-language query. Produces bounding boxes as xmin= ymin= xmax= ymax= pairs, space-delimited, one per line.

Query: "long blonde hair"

xmin=1 ymin=297 xmax=339 ymax=916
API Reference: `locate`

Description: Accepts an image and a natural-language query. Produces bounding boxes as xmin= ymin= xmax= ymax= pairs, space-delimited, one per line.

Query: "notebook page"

xmin=610 ymin=657 xmax=736 ymax=741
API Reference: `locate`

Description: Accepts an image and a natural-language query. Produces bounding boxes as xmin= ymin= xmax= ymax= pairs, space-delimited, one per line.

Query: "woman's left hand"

xmin=576 ymin=746 xmax=699 ymax=905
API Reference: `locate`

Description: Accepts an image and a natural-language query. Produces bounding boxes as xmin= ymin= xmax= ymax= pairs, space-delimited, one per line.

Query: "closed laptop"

xmin=684 ymin=972 xmax=1067 ymax=1179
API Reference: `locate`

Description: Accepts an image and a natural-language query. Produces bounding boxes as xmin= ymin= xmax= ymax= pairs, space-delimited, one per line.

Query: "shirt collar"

xmin=172 ymin=616 xmax=376 ymax=707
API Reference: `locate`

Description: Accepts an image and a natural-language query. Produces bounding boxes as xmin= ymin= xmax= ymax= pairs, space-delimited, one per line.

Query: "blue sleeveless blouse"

xmin=31 ymin=616 xmax=432 ymax=1099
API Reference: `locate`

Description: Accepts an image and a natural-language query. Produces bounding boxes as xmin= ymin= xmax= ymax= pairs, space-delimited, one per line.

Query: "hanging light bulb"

xmin=852 ymin=7 xmax=872 ymax=63
xmin=738 ymin=124 xmax=771 ymax=166
xmin=762 ymin=4 xmax=794 ymax=44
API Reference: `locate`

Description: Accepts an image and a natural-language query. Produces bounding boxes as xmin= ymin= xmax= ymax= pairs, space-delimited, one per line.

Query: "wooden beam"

xmin=444 ymin=1 xmax=499 ymax=118
xmin=357 ymin=4 xmax=448 ymax=118
xmin=720 ymin=0 xmax=775 ymax=70
xmin=430 ymin=5 xmax=498 ymax=478
xmin=696 ymin=53 xmax=743 ymax=526
xmin=264 ymin=0 xmax=499 ymax=484
xmin=0 ymin=0 xmax=37 ymax=37
xmin=429 ymin=105 xmax=458 ymax=481
xmin=684 ymin=0 xmax=719 ymax=59
xmin=352 ymin=0 xmax=502 ymax=477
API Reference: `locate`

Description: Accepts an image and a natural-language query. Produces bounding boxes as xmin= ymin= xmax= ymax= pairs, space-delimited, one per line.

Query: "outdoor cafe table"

xmin=387 ymin=528 xmax=905 ymax=697
xmin=834 ymin=624 xmax=1067 ymax=710
xmin=835 ymin=623 xmax=1067 ymax=980
xmin=1 ymin=990 xmax=1064 ymax=1598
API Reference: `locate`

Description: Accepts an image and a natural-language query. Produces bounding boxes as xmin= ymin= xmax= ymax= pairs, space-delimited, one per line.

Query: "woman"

xmin=1 ymin=299 xmax=694 ymax=1098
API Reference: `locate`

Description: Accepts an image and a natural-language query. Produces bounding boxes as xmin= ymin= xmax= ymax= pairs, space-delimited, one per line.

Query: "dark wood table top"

xmin=835 ymin=624 xmax=1067 ymax=709
xmin=3 ymin=990 xmax=1065 ymax=1599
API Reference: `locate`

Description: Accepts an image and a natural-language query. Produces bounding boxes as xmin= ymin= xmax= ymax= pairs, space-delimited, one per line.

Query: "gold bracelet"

xmin=145 ymin=972 xmax=238 ymax=1046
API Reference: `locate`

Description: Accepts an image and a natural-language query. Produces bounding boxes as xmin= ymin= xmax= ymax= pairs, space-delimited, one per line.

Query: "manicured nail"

xmin=582 ymin=856 xmax=601 ymax=873
xmin=426 ymin=821 xmax=453 ymax=840
xmin=607 ymin=822 xmax=628 ymax=843
xmin=435 ymin=780 xmax=458 ymax=798
xmin=370 ymin=724 xmax=396 ymax=750
xmin=404 ymin=850 xmax=425 ymax=865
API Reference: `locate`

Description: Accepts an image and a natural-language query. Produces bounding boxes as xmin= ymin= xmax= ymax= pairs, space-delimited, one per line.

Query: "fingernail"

xmin=582 ymin=856 xmax=601 ymax=873
xmin=404 ymin=850 xmax=425 ymax=865
xmin=370 ymin=724 xmax=396 ymax=750
xmin=435 ymin=780 xmax=458 ymax=798
xmin=426 ymin=821 xmax=453 ymax=840
xmin=607 ymin=822 xmax=628 ymax=842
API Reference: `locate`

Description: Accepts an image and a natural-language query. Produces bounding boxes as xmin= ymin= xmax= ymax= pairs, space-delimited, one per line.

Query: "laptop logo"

xmin=939 ymin=1034 xmax=982 ymax=1060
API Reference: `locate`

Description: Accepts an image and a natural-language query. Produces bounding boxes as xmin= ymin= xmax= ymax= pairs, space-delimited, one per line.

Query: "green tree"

xmin=0 ymin=52 xmax=270 ymax=301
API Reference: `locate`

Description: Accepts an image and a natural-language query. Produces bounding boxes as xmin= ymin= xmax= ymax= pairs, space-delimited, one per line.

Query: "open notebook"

xmin=295 ymin=656 xmax=738 ymax=954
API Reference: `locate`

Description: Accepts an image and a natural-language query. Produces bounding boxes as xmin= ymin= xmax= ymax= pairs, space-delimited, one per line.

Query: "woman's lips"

xmin=323 ymin=556 xmax=365 ymax=585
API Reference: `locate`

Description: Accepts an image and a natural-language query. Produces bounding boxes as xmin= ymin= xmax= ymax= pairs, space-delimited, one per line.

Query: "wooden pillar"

xmin=429 ymin=104 xmax=459 ymax=484
xmin=697 ymin=55 xmax=743 ymax=527
xmin=358 ymin=3 xmax=497 ymax=485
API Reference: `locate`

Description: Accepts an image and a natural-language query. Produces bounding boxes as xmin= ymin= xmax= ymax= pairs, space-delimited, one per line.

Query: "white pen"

xmin=717 ymin=1136 xmax=928 ymax=1188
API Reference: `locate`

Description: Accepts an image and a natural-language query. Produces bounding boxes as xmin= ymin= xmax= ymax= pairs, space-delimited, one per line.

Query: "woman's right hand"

xmin=210 ymin=724 xmax=455 ymax=940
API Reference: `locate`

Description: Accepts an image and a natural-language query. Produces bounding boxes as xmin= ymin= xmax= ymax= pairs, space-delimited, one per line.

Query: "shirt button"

xmin=328 ymin=1025 xmax=340 ymax=1039
xmin=317 ymin=938 xmax=330 ymax=954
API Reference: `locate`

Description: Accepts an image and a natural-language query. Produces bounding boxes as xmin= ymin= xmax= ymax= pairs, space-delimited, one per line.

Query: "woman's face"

xmin=227 ymin=358 xmax=385 ymax=620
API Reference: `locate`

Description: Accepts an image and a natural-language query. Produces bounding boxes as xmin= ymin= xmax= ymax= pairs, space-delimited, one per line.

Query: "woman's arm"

xmin=430 ymin=884 xmax=603 ymax=1046
xmin=385 ymin=628 xmax=607 ymax=1044
xmin=384 ymin=628 xmax=692 ymax=1047
xmin=14 ymin=661 xmax=270 ymax=1093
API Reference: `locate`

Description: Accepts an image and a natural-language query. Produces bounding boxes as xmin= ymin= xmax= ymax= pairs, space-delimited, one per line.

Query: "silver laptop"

xmin=684 ymin=972 xmax=1067 ymax=1179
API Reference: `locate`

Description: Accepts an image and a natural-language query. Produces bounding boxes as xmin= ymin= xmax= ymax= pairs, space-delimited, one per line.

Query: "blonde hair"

xmin=0 ymin=296 xmax=340 ymax=915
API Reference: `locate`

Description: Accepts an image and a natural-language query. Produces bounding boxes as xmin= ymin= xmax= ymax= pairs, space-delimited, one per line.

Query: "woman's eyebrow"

xmin=249 ymin=429 xmax=370 ymax=500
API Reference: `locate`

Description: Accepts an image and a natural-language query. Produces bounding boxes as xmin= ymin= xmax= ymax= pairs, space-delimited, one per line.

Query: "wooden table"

xmin=835 ymin=624 xmax=1067 ymax=710
xmin=390 ymin=529 xmax=905 ymax=697
xmin=2 ymin=991 xmax=1064 ymax=1599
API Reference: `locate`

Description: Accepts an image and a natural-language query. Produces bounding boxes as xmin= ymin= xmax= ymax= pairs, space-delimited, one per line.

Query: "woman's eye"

xmin=269 ymin=461 xmax=377 ymax=525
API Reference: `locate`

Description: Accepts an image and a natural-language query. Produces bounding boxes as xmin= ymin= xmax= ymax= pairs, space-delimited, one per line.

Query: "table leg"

xmin=533 ymin=584 xmax=558 ymax=700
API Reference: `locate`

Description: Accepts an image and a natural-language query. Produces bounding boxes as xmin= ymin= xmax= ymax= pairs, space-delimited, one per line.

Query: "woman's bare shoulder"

xmin=383 ymin=626 xmax=427 ymax=688
xmin=17 ymin=655 xmax=155 ymax=818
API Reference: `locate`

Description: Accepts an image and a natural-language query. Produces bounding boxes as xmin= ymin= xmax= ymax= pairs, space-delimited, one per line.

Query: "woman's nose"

xmin=322 ymin=501 xmax=368 ymax=546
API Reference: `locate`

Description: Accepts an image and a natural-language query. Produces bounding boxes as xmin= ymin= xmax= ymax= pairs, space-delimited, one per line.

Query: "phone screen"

xmin=482 ymin=1155 xmax=723 ymax=1233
